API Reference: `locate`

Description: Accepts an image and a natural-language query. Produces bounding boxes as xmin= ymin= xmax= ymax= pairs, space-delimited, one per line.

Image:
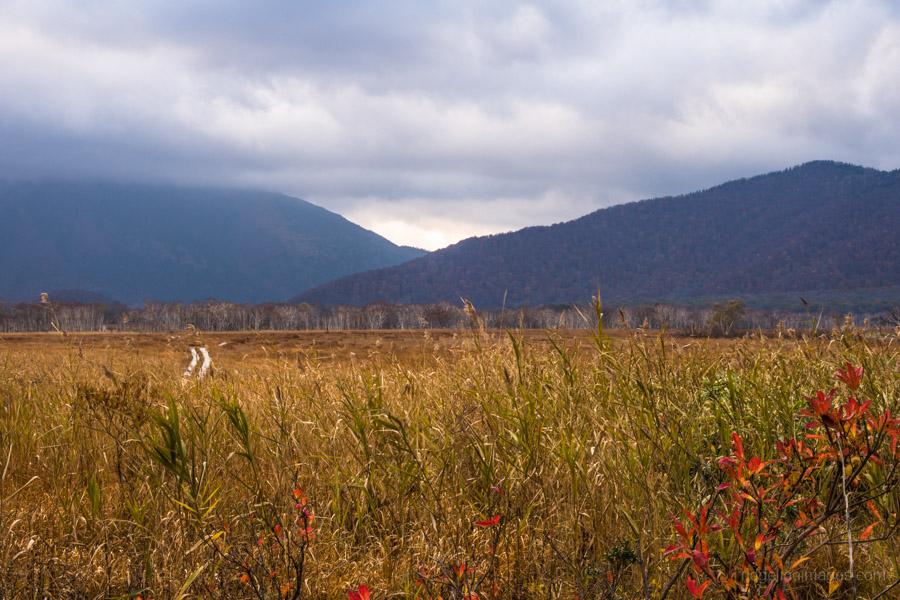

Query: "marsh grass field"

xmin=0 ymin=323 xmax=898 ymax=600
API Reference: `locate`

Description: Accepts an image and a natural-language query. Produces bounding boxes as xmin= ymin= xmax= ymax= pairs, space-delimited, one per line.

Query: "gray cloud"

xmin=1 ymin=0 xmax=898 ymax=249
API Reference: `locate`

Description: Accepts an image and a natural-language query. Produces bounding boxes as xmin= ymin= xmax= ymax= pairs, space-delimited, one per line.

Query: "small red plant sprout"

xmin=716 ymin=433 xmax=774 ymax=492
xmin=348 ymin=583 xmax=371 ymax=600
xmin=686 ymin=575 xmax=711 ymax=599
xmin=453 ymin=562 xmax=472 ymax=578
xmin=202 ymin=483 xmax=315 ymax=600
xmin=476 ymin=515 xmax=501 ymax=527
xmin=664 ymin=503 xmax=720 ymax=573
xmin=799 ymin=390 xmax=841 ymax=429
xmin=835 ymin=362 xmax=863 ymax=391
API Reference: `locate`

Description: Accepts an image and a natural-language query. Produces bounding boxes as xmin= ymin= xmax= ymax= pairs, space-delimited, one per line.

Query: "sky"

xmin=1 ymin=0 xmax=898 ymax=250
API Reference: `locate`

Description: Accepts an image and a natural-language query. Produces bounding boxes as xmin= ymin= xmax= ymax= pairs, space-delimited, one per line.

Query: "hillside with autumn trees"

xmin=295 ymin=161 xmax=899 ymax=308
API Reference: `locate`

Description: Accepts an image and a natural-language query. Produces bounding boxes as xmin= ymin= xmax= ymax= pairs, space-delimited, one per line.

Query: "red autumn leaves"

xmin=348 ymin=584 xmax=370 ymax=600
xmin=665 ymin=363 xmax=900 ymax=600
xmin=476 ymin=514 xmax=501 ymax=527
xmin=349 ymin=509 xmax=502 ymax=599
xmin=834 ymin=361 xmax=863 ymax=391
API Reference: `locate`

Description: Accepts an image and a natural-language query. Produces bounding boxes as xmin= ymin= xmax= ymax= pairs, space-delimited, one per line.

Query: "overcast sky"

xmin=1 ymin=1 xmax=898 ymax=250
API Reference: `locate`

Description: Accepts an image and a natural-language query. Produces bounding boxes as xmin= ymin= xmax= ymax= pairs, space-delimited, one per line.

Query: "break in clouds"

xmin=1 ymin=0 xmax=898 ymax=249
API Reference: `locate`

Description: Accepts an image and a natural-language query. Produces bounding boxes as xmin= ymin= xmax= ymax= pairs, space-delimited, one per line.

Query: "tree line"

xmin=1 ymin=297 xmax=898 ymax=335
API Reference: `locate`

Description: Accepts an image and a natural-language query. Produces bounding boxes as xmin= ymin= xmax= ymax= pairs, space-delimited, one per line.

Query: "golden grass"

xmin=0 ymin=328 xmax=897 ymax=599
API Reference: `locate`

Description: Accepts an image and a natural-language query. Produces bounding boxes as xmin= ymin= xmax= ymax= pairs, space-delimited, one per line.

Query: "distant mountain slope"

xmin=294 ymin=161 xmax=899 ymax=307
xmin=0 ymin=181 xmax=424 ymax=304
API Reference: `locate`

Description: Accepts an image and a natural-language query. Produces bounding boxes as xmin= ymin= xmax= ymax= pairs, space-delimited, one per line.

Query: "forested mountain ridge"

xmin=294 ymin=161 xmax=899 ymax=307
xmin=0 ymin=181 xmax=424 ymax=304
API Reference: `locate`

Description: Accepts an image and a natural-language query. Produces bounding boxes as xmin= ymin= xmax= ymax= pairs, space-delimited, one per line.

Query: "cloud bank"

xmin=1 ymin=0 xmax=898 ymax=249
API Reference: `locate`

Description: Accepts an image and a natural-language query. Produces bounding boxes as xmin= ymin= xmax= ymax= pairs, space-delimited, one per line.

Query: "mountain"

xmin=0 ymin=181 xmax=424 ymax=305
xmin=294 ymin=161 xmax=899 ymax=307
